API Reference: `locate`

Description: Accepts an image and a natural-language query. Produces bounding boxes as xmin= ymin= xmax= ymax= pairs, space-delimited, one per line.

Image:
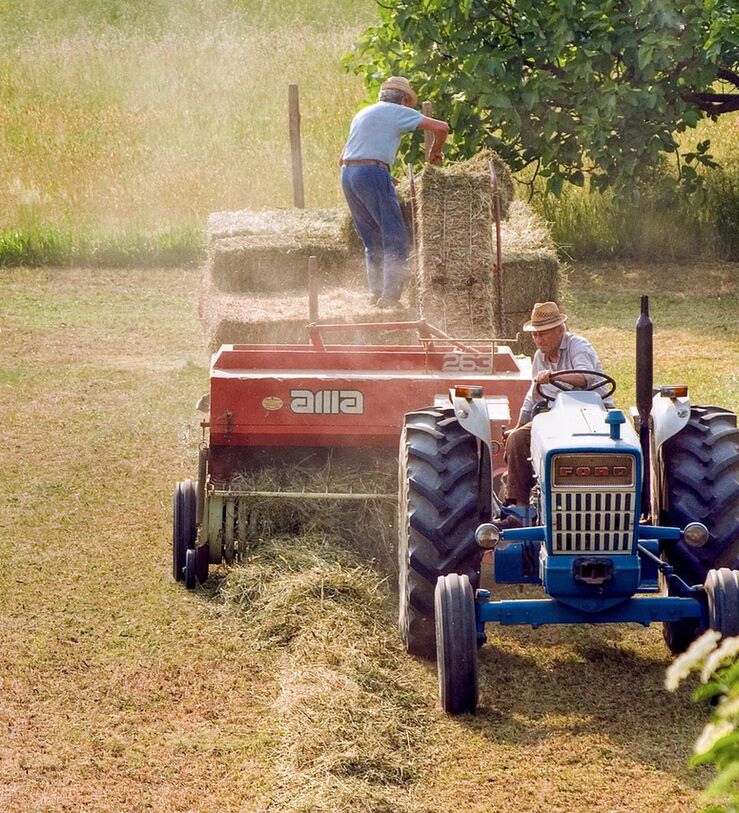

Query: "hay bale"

xmin=208 ymin=207 xmax=363 ymax=293
xmin=199 ymin=271 xmax=417 ymax=351
xmin=415 ymin=160 xmax=497 ymax=337
xmin=208 ymin=207 xmax=349 ymax=243
xmin=498 ymin=200 xmax=560 ymax=350
xmin=413 ymin=153 xmax=557 ymax=340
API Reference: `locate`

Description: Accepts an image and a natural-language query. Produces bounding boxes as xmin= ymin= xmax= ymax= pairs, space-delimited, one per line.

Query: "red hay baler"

xmin=172 ymin=320 xmax=531 ymax=588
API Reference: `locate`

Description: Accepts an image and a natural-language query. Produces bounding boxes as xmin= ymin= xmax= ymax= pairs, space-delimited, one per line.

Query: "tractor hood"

xmin=531 ymin=392 xmax=640 ymax=477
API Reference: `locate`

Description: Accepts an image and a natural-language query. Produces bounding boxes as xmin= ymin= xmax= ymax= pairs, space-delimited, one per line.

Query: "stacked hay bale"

xmin=499 ymin=200 xmax=560 ymax=340
xmin=412 ymin=150 xmax=558 ymax=343
xmin=201 ymin=207 xmax=405 ymax=352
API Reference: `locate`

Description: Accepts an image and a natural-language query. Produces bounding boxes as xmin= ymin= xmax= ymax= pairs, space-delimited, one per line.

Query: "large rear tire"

xmin=435 ymin=573 xmax=478 ymax=715
xmin=398 ymin=406 xmax=483 ymax=659
xmin=172 ymin=479 xmax=197 ymax=582
xmin=661 ymin=406 xmax=739 ymax=653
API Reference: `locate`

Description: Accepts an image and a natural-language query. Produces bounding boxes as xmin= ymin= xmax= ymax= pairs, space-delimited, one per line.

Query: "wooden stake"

xmin=422 ymin=101 xmax=433 ymax=162
xmin=308 ymin=255 xmax=318 ymax=322
xmin=288 ymin=84 xmax=305 ymax=208
xmin=488 ymin=159 xmax=505 ymax=338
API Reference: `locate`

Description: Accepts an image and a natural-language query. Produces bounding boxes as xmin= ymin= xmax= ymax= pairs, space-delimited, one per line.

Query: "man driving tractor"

xmin=495 ymin=301 xmax=615 ymax=530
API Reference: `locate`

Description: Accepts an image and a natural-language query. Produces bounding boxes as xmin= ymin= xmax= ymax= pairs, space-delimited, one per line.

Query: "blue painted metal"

xmin=637 ymin=539 xmax=660 ymax=592
xmin=637 ymin=525 xmax=682 ymax=541
xmin=605 ymin=409 xmax=626 ymax=440
xmin=541 ymin=552 xmax=640 ymax=609
xmin=494 ymin=542 xmax=542 ymax=584
xmin=476 ymin=595 xmax=705 ymax=628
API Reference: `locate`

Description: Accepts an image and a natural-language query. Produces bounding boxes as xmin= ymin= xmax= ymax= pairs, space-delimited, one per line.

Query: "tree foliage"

xmin=346 ymin=0 xmax=739 ymax=193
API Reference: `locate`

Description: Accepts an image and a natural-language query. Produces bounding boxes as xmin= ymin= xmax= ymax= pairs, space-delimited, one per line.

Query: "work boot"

xmin=369 ymin=293 xmax=381 ymax=306
xmin=376 ymin=296 xmax=401 ymax=309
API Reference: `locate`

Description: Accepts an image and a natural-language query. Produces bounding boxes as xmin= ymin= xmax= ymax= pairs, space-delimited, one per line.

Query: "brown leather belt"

xmin=342 ymin=159 xmax=390 ymax=171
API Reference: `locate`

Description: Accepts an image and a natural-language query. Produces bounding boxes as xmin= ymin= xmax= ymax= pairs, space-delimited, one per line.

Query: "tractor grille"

xmin=550 ymin=490 xmax=635 ymax=554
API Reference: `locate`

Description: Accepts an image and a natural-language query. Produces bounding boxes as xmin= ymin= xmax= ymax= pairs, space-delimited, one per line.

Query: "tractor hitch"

xmin=573 ymin=557 xmax=614 ymax=586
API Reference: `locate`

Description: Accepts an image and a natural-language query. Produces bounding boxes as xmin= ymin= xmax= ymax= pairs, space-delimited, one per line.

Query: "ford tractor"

xmin=397 ymin=297 xmax=739 ymax=714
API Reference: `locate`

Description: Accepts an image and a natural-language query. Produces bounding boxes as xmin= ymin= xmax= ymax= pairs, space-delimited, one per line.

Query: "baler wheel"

xmin=172 ymin=479 xmax=197 ymax=582
xmin=398 ymin=406 xmax=483 ymax=659
xmin=435 ymin=573 xmax=478 ymax=715
xmin=184 ymin=548 xmax=197 ymax=590
xmin=705 ymin=568 xmax=739 ymax=639
xmin=661 ymin=405 xmax=739 ymax=652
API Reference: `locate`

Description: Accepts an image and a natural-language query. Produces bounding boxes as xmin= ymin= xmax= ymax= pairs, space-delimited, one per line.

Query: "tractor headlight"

xmin=475 ymin=523 xmax=500 ymax=550
xmin=683 ymin=522 xmax=709 ymax=548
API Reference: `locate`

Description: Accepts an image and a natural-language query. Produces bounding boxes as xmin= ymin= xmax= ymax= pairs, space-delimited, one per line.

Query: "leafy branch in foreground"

xmin=346 ymin=0 xmax=739 ymax=195
xmin=666 ymin=631 xmax=739 ymax=811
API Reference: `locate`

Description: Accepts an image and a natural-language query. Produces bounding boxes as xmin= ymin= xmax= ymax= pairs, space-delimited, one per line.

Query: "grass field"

xmin=0 ymin=260 xmax=736 ymax=812
xmin=1 ymin=0 xmax=737 ymax=264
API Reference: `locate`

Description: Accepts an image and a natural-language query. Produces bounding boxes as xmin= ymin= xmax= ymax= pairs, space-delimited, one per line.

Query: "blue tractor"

xmin=397 ymin=297 xmax=739 ymax=714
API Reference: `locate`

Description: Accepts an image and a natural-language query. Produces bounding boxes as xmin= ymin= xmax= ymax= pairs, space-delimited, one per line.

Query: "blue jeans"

xmin=341 ymin=165 xmax=409 ymax=300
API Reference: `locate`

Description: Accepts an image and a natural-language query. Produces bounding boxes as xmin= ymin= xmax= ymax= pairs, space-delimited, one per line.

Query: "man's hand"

xmin=535 ymin=370 xmax=552 ymax=386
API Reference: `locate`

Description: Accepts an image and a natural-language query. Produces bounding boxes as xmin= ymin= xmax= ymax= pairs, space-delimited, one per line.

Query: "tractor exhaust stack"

xmin=636 ymin=295 xmax=653 ymax=515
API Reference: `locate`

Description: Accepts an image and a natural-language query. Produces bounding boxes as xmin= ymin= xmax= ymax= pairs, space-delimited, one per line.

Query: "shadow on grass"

xmin=465 ymin=621 xmax=705 ymax=779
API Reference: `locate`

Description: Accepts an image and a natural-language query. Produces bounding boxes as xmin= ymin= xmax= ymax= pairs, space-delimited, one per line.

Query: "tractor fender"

xmin=651 ymin=393 xmax=691 ymax=452
xmin=649 ymin=393 xmax=691 ymax=523
xmin=450 ymin=391 xmax=504 ymax=516
xmin=450 ymin=391 xmax=494 ymax=454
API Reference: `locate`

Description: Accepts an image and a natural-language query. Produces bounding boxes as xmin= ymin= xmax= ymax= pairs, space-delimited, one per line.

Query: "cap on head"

xmin=523 ymin=301 xmax=568 ymax=332
xmin=380 ymin=76 xmax=418 ymax=107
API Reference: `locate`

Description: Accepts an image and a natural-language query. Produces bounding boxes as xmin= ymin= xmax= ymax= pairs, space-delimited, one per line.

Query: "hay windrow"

xmin=215 ymin=534 xmax=437 ymax=813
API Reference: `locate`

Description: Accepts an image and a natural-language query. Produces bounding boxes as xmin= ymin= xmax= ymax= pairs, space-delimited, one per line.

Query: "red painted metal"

xmin=207 ymin=338 xmax=532 ymax=466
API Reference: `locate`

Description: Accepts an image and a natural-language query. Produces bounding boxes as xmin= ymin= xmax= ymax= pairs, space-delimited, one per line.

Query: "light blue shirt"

xmin=518 ymin=332 xmax=615 ymax=424
xmin=343 ymin=101 xmax=423 ymax=167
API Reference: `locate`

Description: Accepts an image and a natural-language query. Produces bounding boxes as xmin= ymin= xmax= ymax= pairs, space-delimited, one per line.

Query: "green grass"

xmin=0 ymin=224 xmax=203 ymax=266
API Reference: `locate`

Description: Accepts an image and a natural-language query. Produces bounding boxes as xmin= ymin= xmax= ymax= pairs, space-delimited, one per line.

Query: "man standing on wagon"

xmin=340 ymin=76 xmax=449 ymax=309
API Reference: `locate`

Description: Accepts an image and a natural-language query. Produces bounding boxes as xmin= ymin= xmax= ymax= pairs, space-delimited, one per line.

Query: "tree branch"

xmin=683 ymin=91 xmax=739 ymax=115
xmin=717 ymin=67 xmax=739 ymax=88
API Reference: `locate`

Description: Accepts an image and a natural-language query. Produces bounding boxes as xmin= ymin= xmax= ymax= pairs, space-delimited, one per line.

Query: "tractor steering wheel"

xmin=535 ymin=369 xmax=617 ymax=402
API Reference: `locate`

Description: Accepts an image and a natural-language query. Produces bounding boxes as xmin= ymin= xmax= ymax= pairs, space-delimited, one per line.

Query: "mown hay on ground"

xmin=215 ymin=534 xmax=436 ymax=813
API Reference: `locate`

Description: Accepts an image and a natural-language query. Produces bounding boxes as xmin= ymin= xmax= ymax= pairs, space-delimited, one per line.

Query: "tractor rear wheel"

xmin=398 ymin=406 xmax=483 ymax=659
xmin=661 ymin=405 xmax=739 ymax=653
xmin=705 ymin=568 xmax=739 ymax=639
xmin=435 ymin=573 xmax=478 ymax=715
xmin=172 ymin=479 xmax=197 ymax=582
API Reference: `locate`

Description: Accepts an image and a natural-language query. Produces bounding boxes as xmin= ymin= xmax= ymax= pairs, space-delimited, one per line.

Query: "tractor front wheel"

xmin=172 ymin=479 xmax=197 ymax=582
xmin=398 ymin=406 xmax=483 ymax=659
xmin=435 ymin=573 xmax=478 ymax=715
xmin=705 ymin=568 xmax=739 ymax=639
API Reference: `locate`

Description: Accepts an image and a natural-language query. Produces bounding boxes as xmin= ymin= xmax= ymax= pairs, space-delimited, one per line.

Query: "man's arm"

xmin=417 ymin=116 xmax=449 ymax=164
xmin=535 ymin=370 xmax=588 ymax=388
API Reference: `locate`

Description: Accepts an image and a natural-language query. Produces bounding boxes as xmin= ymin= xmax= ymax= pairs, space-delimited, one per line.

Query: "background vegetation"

xmin=0 ymin=0 xmax=737 ymax=265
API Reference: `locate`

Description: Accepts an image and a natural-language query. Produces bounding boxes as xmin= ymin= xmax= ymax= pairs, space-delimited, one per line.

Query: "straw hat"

xmin=380 ymin=76 xmax=418 ymax=107
xmin=523 ymin=301 xmax=568 ymax=332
